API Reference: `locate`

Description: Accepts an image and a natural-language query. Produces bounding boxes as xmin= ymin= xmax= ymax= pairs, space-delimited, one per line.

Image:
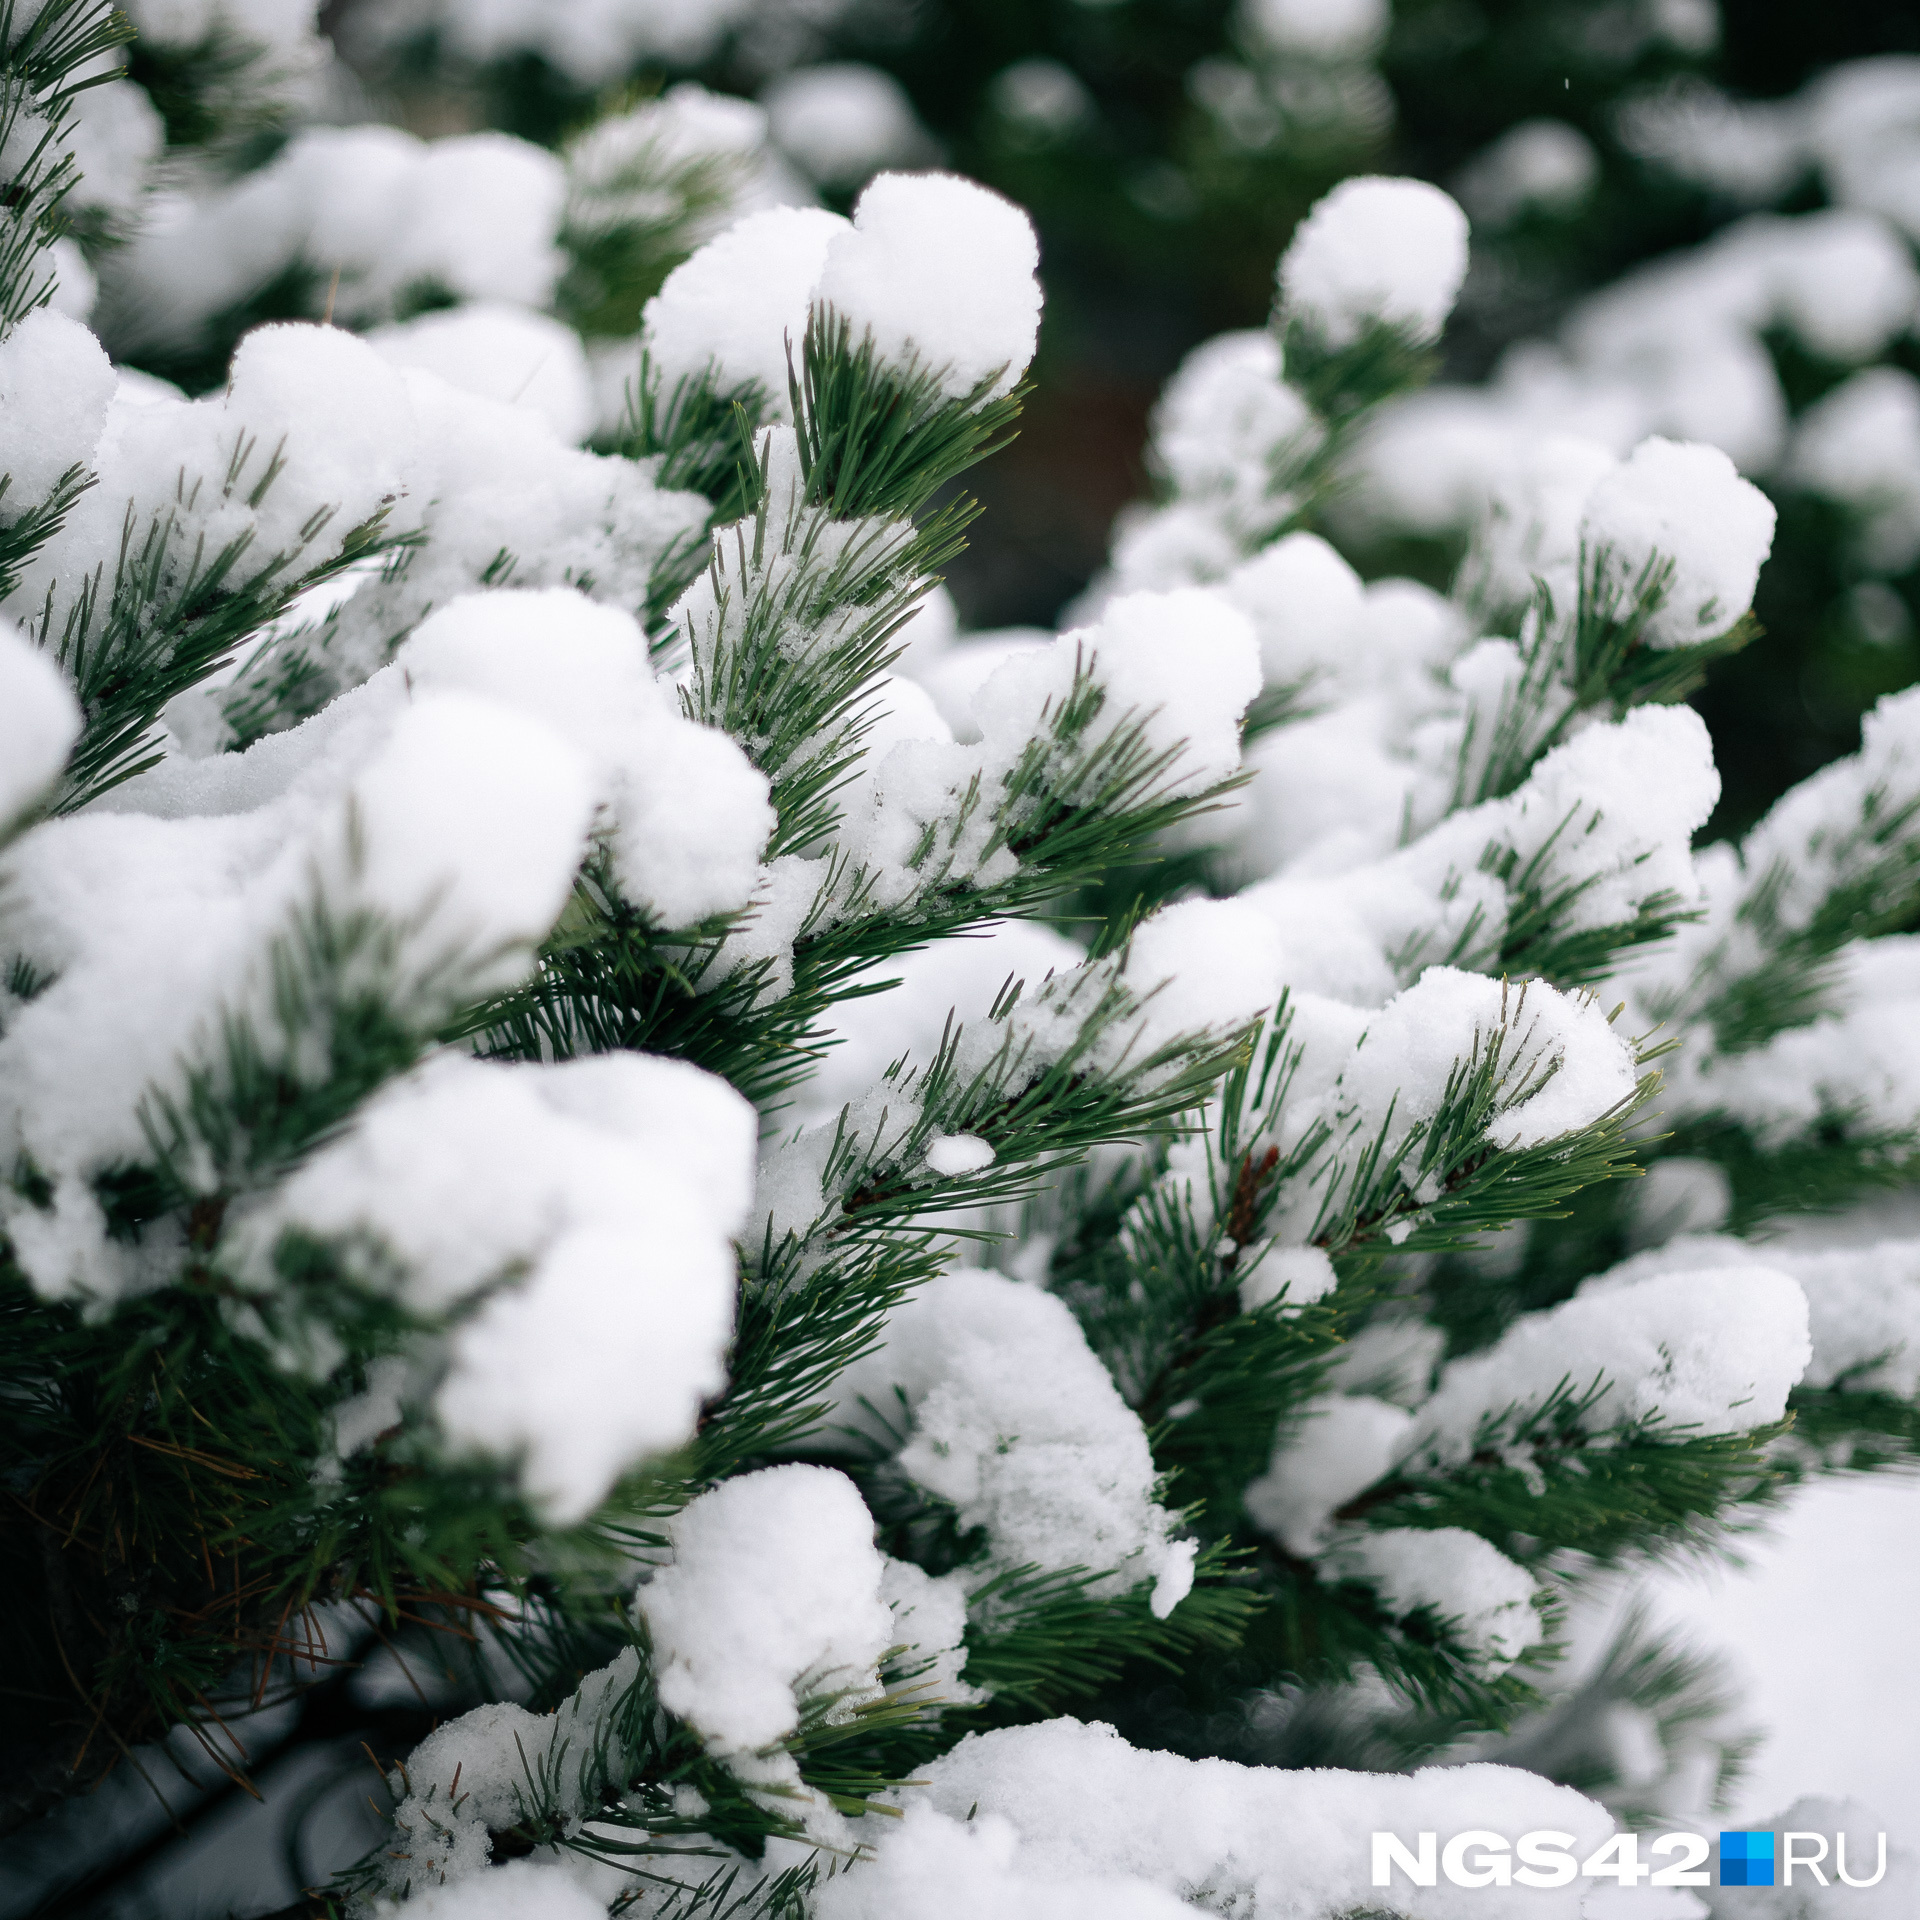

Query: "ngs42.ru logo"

xmin=1372 ymin=1827 xmax=1890 ymax=1890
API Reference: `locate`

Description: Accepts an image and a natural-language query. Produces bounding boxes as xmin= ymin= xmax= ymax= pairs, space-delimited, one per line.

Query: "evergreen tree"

xmin=4 ymin=3 xmax=1919 ymax=1917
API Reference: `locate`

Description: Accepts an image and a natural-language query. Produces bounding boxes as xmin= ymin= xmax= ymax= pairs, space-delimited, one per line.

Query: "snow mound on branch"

xmin=819 ymin=1268 xmax=1198 ymax=1616
xmin=1789 ymin=366 xmax=1920 ymax=572
xmin=764 ymin=64 xmax=935 ymax=191
xmin=1221 ymin=531 xmax=1367 ymax=689
xmin=0 ymin=670 xmax=619 ymax=1308
xmin=1580 ymin=436 xmax=1777 ymax=647
xmin=1146 ymin=328 xmax=1322 ymax=541
xmin=637 ymin=1465 xmax=896 ymax=1755
xmin=366 ymin=304 xmax=593 ymax=444
xmin=374 ymin=1649 xmax=643 ymax=1899
xmin=880 ymin=1557 xmax=981 ymax=1708
xmin=0 ymin=690 xmax=593 ymax=1204
xmin=974 ymin=587 xmax=1263 ymax=799
xmin=121 ymin=0 xmax=320 ymax=57
xmin=798 ymin=918 xmax=1085 ymax=1123
xmin=815 ymin=1802 xmax=1190 ymax=1920
xmin=1459 ymin=431 xmax=1619 ymax=618
xmin=59 ymin=78 xmax=165 ymax=222
xmin=737 ymin=583 xmax=1260 ymax=992
xmin=1238 ymin=1243 xmax=1339 ymax=1314
xmin=1583 ymin=1230 xmax=1920 ymax=1401
xmin=896 ymin=1717 xmax=1611 ymax=1917
xmin=1455 ymin=119 xmax=1599 ymax=227
xmin=814 ymin=171 xmax=1041 ymax=400
xmin=232 ymin=1048 xmax=756 ymax=1519
xmin=0 ymin=622 xmax=80 ymax=828
xmin=1120 ymin=896 xmax=1289 ymax=1053
xmin=398 ymin=1863 xmax=608 ymax=1920
xmin=1279 ymin=175 xmax=1470 ymax=347
xmin=1338 ymin=968 xmax=1638 ymax=1153
xmin=1495 ymin=701 xmax=1721 ymax=933
xmin=1685 ymin=935 xmax=1920 ymax=1147
xmin=642 ymin=204 xmax=849 ymax=417
xmin=1739 ymin=683 xmax=1920 ymax=931
xmin=1153 ymin=967 xmax=1637 ymax=1278
xmin=399 ymin=589 xmax=773 ymax=927
xmin=1225 ymin=700 xmax=1717 ymax=1001
xmin=1246 ymin=1393 xmax=1413 ymax=1555
xmin=347 ymin=695 xmax=593 ymax=959
xmin=1321 ymin=1525 xmax=1542 ymax=1670
xmin=1410 ymin=1266 xmax=1812 ymax=1463
xmin=7 ymin=323 xmax=421 ymax=647
xmin=265 ymin=370 xmax=708 ymax=720
xmin=114 ymin=126 xmax=564 ymax=344
xmin=1257 ymin=968 xmax=1638 ymax=1180
xmin=0 ymin=307 xmax=115 ymax=511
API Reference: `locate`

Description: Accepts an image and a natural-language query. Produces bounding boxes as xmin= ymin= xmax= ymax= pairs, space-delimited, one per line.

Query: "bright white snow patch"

xmin=819 ymin=1269 xmax=1197 ymax=1615
xmin=0 ymin=307 xmax=116 ymax=510
xmin=1279 ymin=176 xmax=1470 ymax=347
xmin=0 ymin=622 xmax=80 ymax=828
xmin=1410 ymin=1266 xmax=1812 ymax=1463
xmin=1321 ymin=1525 xmax=1543 ymax=1670
xmin=814 ymin=1801 xmax=1190 ymax=1920
xmin=1245 ymin=1393 xmax=1413 ymax=1555
xmin=234 ymin=1049 xmax=756 ymax=1520
xmin=397 ymin=1862 xmax=609 ymax=1920
xmin=366 ymin=304 xmax=594 ymax=444
xmin=814 ymin=171 xmax=1041 ymax=399
xmin=891 ymin=1717 xmax=1612 ymax=1917
xmin=926 ymin=1132 xmax=996 ymax=1176
xmin=762 ymin=64 xmax=934 ymax=190
xmin=642 ymin=205 xmax=849 ymax=417
xmin=637 ymin=1465 xmax=896 ymax=1754
xmin=974 ymin=588 xmax=1263 ymax=800
xmin=1581 ymin=436 xmax=1777 ymax=647
xmin=399 ymin=589 xmax=773 ymax=928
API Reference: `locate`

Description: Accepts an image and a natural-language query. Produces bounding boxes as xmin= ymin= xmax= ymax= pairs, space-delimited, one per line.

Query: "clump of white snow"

xmin=1454 ymin=119 xmax=1600 ymax=226
xmin=1410 ymin=1266 xmax=1812 ymax=1462
xmin=814 ymin=1801 xmax=1191 ymax=1920
xmin=233 ymin=1048 xmax=754 ymax=1519
xmin=642 ymin=205 xmax=849 ymax=417
xmin=974 ymin=588 xmax=1263 ymax=800
xmin=366 ymin=305 xmax=594 ymax=444
xmin=892 ymin=1717 xmax=1612 ymax=1917
xmin=818 ymin=1269 xmax=1197 ymax=1616
xmin=113 ymin=126 xmax=565 ymax=347
xmin=636 ymin=1465 xmax=896 ymax=1755
xmin=1239 ymin=0 xmax=1387 ymax=59
xmin=0 ymin=622 xmax=80 ymax=829
xmin=0 ymin=308 xmax=116 ymax=510
xmin=1244 ymin=1393 xmax=1412 ymax=1554
xmin=814 ymin=172 xmax=1041 ymax=400
xmin=1580 ymin=436 xmax=1777 ymax=647
xmin=398 ymin=589 xmax=774 ymax=928
xmin=1790 ymin=367 xmax=1920 ymax=572
xmin=1278 ymin=176 xmax=1470 ymax=347
xmin=1320 ymin=1525 xmax=1543 ymax=1670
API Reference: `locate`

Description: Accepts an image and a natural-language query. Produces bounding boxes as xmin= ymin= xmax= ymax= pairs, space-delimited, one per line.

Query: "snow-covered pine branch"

xmin=9 ymin=10 xmax=1920 ymax=1913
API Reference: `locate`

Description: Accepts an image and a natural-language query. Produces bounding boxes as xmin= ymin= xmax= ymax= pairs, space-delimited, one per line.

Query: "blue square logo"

xmin=1720 ymin=1831 xmax=1776 ymax=1887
